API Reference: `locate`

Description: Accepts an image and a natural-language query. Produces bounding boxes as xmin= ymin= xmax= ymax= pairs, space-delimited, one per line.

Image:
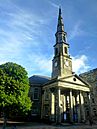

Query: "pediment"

xmin=59 ymin=74 xmax=90 ymax=88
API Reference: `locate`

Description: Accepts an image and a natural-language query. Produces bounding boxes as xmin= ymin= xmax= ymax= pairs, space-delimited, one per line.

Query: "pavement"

xmin=0 ymin=125 xmax=97 ymax=129
xmin=0 ymin=120 xmax=97 ymax=129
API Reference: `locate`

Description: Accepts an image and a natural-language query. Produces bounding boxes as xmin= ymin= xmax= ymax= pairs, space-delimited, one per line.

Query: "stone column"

xmin=73 ymin=95 xmax=76 ymax=107
xmin=63 ymin=95 xmax=66 ymax=121
xmin=50 ymin=92 xmax=55 ymax=122
xmin=69 ymin=89 xmax=73 ymax=123
xmin=77 ymin=92 xmax=81 ymax=122
xmin=55 ymin=87 xmax=61 ymax=124
xmin=79 ymin=91 xmax=85 ymax=122
xmin=73 ymin=95 xmax=76 ymax=122
xmin=87 ymin=92 xmax=92 ymax=118
xmin=63 ymin=95 xmax=66 ymax=113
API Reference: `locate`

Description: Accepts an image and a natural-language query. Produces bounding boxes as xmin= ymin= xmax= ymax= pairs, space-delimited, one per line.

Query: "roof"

xmin=29 ymin=75 xmax=51 ymax=86
xmin=74 ymin=74 xmax=91 ymax=87
xmin=43 ymin=74 xmax=91 ymax=89
xmin=80 ymin=68 xmax=97 ymax=76
xmin=59 ymin=74 xmax=90 ymax=86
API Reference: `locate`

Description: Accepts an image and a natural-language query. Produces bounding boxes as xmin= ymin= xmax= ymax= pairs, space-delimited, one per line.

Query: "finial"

xmin=59 ymin=6 xmax=61 ymax=16
xmin=59 ymin=8 xmax=61 ymax=16
xmin=57 ymin=6 xmax=64 ymax=31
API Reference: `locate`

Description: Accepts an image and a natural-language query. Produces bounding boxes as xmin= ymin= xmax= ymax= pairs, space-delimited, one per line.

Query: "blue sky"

xmin=0 ymin=0 xmax=97 ymax=77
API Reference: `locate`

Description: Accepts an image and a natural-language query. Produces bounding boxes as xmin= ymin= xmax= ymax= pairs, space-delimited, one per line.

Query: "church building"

xmin=29 ymin=8 xmax=91 ymax=123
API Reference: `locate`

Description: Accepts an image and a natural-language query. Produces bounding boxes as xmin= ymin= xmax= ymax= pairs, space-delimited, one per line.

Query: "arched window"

xmin=92 ymin=98 xmax=95 ymax=103
xmin=64 ymin=47 xmax=67 ymax=54
xmin=63 ymin=36 xmax=66 ymax=42
xmin=55 ymin=48 xmax=58 ymax=55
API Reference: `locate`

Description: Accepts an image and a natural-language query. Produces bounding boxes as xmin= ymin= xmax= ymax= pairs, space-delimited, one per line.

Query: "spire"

xmin=55 ymin=7 xmax=67 ymax=44
xmin=57 ymin=7 xmax=64 ymax=32
xmin=59 ymin=7 xmax=61 ymax=18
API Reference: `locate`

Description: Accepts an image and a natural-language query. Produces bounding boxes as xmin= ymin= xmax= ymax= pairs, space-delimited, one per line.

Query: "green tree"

xmin=0 ymin=62 xmax=32 ymax=129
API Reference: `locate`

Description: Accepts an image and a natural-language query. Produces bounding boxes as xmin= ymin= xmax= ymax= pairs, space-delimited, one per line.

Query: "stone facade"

xmin=29 ymin=75 xmax=50 ymax=119
xmin=80 ymin=68 xmax=97 ymax=121
xmin=29 ymin=8 xmax=91 ymax=123
xmin=41 ymin=75 xmax=90 ymax=123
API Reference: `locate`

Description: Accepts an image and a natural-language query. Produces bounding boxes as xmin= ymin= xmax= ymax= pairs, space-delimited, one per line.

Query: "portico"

xmin=42 ymin=74 xmax=90 ymax=123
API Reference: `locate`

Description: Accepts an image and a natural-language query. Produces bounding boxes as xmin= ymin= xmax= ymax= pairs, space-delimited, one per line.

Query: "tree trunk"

xmin=3 ymin=113 xmax=7 ymax=129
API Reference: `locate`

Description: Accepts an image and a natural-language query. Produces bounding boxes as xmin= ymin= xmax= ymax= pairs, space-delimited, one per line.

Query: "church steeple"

xmin=55 ymin=7 xmax=67 ymax=44
xmin=57 ymin=7 xmax=64 ymax=32
xmin=52 ymin=8 xmax=72 ymax=79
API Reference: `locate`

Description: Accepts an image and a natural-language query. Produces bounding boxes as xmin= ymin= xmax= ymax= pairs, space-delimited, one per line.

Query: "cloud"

xmin=48 ymin=0 xmax=59 ymax=8
xmin=72 ymin=55 xmax=90 ymax=74
xmin=69 ymin=21 xmax=85 ymax=40
xmin=27 ymin=54 xmax=90 ymax=77
xmin=27 ymin=53 xmax=52 ymax=77
xmin=0 ymin=0 xmax=92 ymax=78
xmin=0 ymin=0 xmax=48 ymax=68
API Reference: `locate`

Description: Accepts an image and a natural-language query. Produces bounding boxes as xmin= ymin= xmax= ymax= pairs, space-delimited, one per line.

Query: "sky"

xmin=0 ymin=0 xmax=97 ymax=77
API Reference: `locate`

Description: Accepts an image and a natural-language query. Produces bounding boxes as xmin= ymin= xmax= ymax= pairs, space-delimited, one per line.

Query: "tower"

xmin=52 ymin=8 xmax=72 ymax=78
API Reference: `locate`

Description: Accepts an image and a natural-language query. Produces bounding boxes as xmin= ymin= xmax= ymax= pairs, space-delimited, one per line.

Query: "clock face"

xmin=65 ymin=60 xmax=69 ymax=67
xmin=54 ymin=61 xmax=57 ymax=67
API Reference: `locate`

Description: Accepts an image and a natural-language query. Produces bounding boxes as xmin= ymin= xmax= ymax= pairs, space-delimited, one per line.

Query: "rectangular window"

xmin=45 ymin=92 xmax=49 ymax=100
xmin=33 ymin=88 xmax=39 ymax=100
xmin=44 ymin=105 xmax=49 ymax=116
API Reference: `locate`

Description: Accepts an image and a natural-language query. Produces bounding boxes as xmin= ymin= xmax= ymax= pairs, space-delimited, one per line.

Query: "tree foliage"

xmin=0 ymin=62 xmax=32 ymax=117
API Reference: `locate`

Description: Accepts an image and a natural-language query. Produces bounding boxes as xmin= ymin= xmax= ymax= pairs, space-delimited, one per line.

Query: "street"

xmin=0 ymin=123 xmax=97 ymax=129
